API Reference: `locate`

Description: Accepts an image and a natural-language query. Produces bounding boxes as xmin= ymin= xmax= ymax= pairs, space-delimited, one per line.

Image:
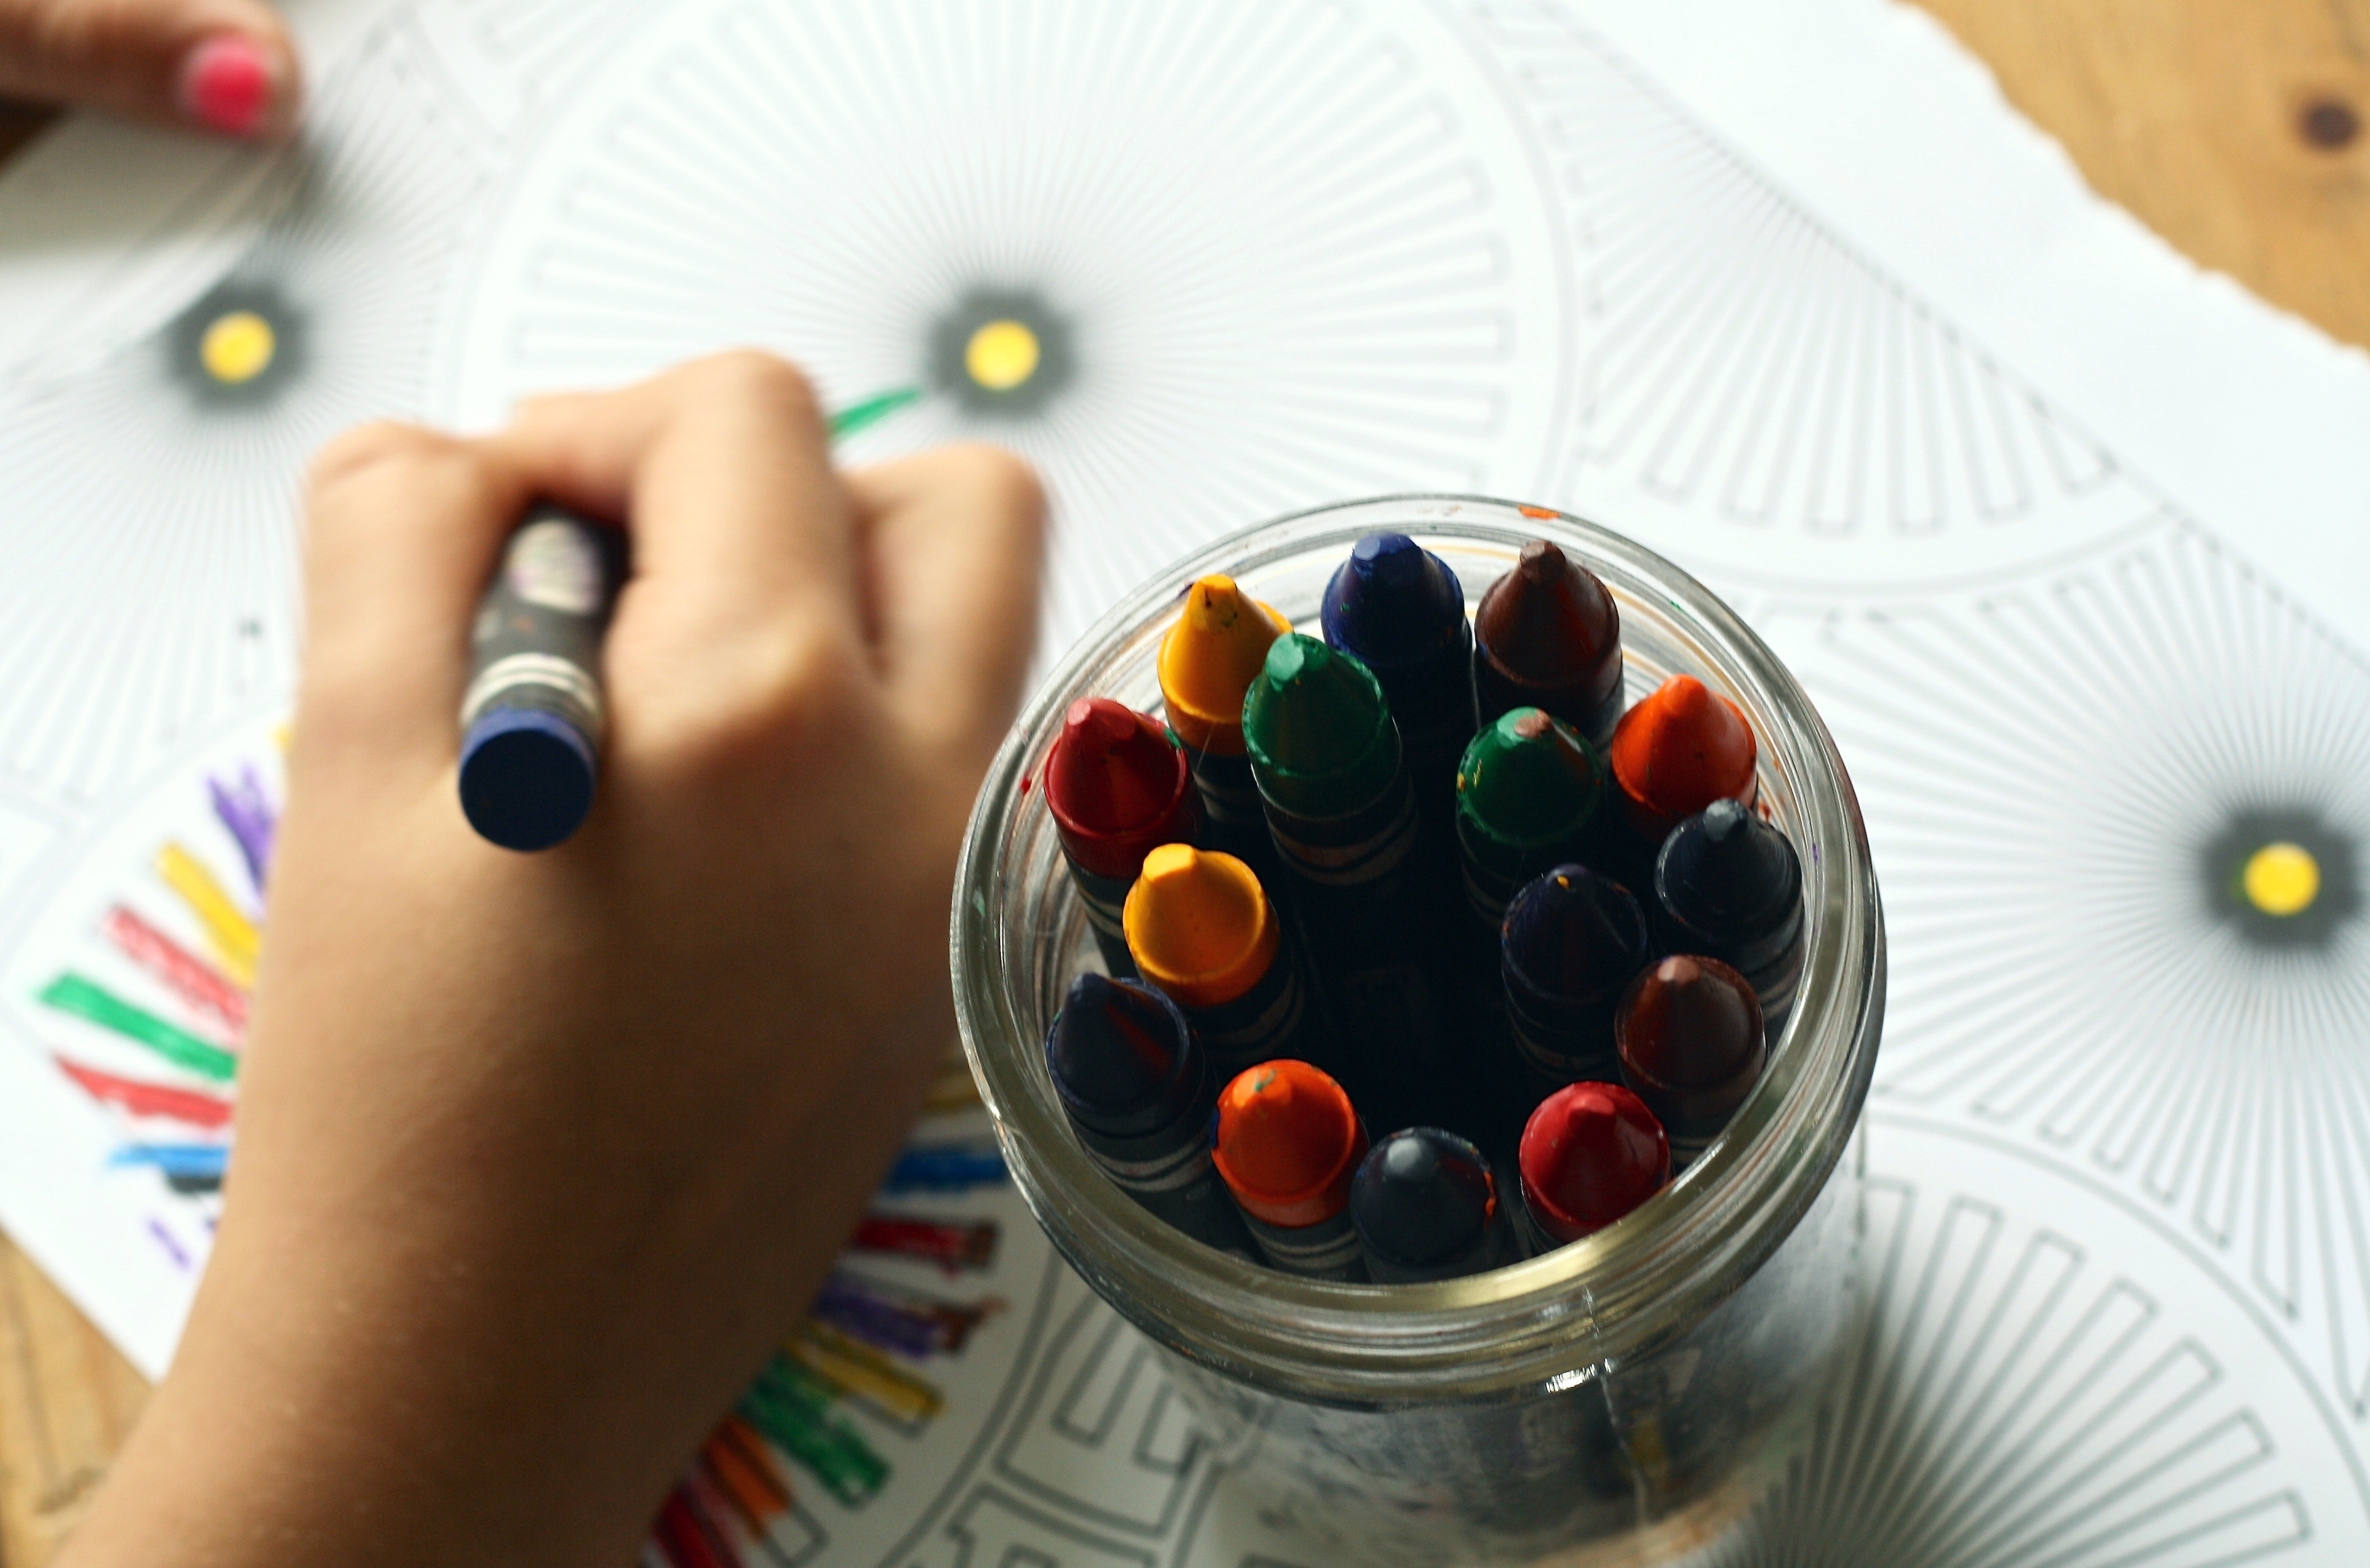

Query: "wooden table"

xmin=1 ymin=1 xmax=2366 ymax=1560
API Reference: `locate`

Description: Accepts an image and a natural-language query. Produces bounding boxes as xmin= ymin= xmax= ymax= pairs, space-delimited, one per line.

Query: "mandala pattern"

xmin=1773 ymin=522 xmax=2370 ymax=1429
xmin=1690 ymin=1115 xmax=2370 ymax=1564
xmin=0 ymin=29 xmax=485 ymax=806
xmin=440 ymin=0 xmax=1572 ymax=653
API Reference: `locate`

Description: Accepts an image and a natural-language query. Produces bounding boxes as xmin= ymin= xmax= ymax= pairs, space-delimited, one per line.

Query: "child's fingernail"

xmin=176 ymin=35 xmax=280 ymax=138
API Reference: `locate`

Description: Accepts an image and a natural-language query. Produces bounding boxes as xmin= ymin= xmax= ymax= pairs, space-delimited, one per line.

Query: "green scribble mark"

xmin=40 ymin=974 xmax=237 ymax=1082
xmin=827 ymin=387 xmax=922 ymax=441
xmin=739 ymin=1354 xmax=889 ymax=1506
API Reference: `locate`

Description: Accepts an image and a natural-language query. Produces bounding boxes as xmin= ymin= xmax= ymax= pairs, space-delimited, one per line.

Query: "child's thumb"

xmin=0 ymin=0 xmax=299 ymax=139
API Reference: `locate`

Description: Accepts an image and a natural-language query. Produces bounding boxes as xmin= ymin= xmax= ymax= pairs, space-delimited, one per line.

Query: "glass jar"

xmin=952 ymin=497 xmax=1884 ymax=1565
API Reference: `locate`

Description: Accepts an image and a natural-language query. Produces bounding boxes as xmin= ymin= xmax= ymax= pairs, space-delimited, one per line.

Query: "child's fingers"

xmin=0 ymin=0 xmax=298 ymax=137
xmin=846 ymin=444 xmax=1047 ymax=769
xmin=488 ymin=352 xmax=859 ymax=640
xmin=296 ymin=421 xmax=530 ymax=774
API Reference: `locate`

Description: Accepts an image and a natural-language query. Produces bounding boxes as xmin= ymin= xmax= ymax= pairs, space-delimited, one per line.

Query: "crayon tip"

xmin=1321 ymin=534 xmax=1467 ymax=669
xmin=1519 ymin=1081 xmax=1670 ymax=1243
xmin=1659 ymin=798 xmax=1800 ymax=931
xmin=1474 ymin=541 xmax=1621 ymax=695
xmin=458 ymin=708 xmax=597 ymax=853
xmin=1158 ymin=575 xmax=1291 ymax=755
xmin=1608 ymin=675 xmax=1758 ymax=838
xmin=1123 ymin=845 xmax=1279 ymax=1008
xmin=1242 ymin=634 xmax=1398 ymax=809
xmin=1616 ymin=956 xmax=1767 ymax=1119
xmin=1502 ymin=865 xmax=1651 ymax=1003
xmin=1045 ymin=698 xmax=1193 ymax=856
xmin=1352 ymin=1128 xmax=1497 ymax=1275
xmin=1213 ymin=1060 xmax=1366 ymax=1227
xmin=1457 ymin=707 xmax=1603 ymax=848
xmin=1045 ymin=973 xmax=1198 ymax=1137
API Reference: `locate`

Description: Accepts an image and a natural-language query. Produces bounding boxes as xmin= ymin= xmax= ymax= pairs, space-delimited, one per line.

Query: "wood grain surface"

xmin=1 ymin=1 xmax=2366 ymax=1561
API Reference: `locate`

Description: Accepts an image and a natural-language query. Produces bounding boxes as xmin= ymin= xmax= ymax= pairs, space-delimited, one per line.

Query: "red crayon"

xmin=1606 ymin=675 xmax=1757 ymax=847
xmin=1044 ymin=698 xmax=1202 ymax=974
xmin=1517 ymin=1081 xmax=1670 ymax=1247
xmin=1473 ymin=541 xmax=1626 ymax=747
xmin=1616 ymin=955 xmax=1767 ymax=1168
xmin=1212 ymin=1060 xmax=1370 ymax=1280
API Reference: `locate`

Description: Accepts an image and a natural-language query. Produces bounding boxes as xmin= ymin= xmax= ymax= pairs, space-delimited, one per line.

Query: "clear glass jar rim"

xmin=953 ymin=495 xmax=1884 ymax=1406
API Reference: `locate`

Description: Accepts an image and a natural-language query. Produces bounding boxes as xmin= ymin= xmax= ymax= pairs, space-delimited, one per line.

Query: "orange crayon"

xmin=1123 ymin=844 xmax=1321 ymax=1077
xmin=1158 ymin=575 xmax=1291 ymax=863
xmin=1213 ymin=1059 xmax=1369 ymax=1279
xmin=1606 ymin=675 xmax=1758 ymax=850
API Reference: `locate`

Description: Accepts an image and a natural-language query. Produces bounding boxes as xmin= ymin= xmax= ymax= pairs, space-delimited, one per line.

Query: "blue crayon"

xmin=1502 ymin=865 xmax=1653 ymax=1092
xmin=1322 ymin=534 xmax=1476 ymax=832
xmin=1045 ymin=973 xmax=1257 ymax=1257
xmin=458 ymin=504 xmax=627 ymax=852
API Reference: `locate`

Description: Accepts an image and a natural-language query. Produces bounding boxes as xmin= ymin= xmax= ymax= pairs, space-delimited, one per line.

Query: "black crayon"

xmin=1652 ymin=799 xmax=1805 ymax=1030
xmin=1352 ymin=1126 xmax=1521 ymax=1283
xmin=1045 ymin=973 xmax=1256 ymax=1257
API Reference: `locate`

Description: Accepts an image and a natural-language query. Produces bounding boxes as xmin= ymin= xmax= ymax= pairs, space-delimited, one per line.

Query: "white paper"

xmin=1 ymin=0 xmax=2365 ymax=1559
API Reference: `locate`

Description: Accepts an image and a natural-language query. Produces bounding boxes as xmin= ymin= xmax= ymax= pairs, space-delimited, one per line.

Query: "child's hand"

xmin=59 ymin=352 xmax=1046 ymax=1567
xmin=0 ymin=0 xmax=297 ymax=137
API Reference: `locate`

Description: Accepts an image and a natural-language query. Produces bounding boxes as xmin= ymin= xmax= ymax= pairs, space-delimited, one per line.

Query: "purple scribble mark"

xmin=208 ymin=765 xmax=277 ymax=899
xmin=147 ymin=1217 xmax=191 ymax=1271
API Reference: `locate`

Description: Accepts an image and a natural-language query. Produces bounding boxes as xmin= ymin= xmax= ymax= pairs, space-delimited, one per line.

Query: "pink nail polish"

xmin=177 ymin=35 xmax=277 ymax=138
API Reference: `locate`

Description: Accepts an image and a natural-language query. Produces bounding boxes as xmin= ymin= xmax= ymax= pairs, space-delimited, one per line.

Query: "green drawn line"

xmin=39 ymin=974 xmax=237 ymax=1082
xmin=740 ymin=1355 xmax=889 ymax=1507
xmin=827 ymin=387 xmax=922 ymax=440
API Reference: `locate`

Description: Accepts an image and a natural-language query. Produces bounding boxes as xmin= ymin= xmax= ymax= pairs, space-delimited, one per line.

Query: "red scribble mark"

xmin=104 ymin=905 xmax=247 ymax=1034
xmin=57 ymin=1059 xmax=233 ymax=1128
xmin=853 ymin=1213 xmax=1000 ymax=1272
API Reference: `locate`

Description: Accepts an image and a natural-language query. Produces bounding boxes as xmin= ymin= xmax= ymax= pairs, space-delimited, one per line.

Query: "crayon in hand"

xmin=1606 ymin=674 xmax=1758 ymax=851
xmin=1351 ymin=1126 xmax=1519 ymax=1283
xmin=1652 ymin=799 xmax=1805 ymax=1028
xmin=458 ymin=504 xmax=626 ymax=852
xmin=1245 ymin=634 xmax=1456 ymax=1126
xmin=1455 ymin=708 xmax=1607 ymax=936
xmin=1046 ymin=973 xmax=1256 ymax=1257
xmin=1122 ymin=843 xmax=1324 ymax=1080
xmin=1615 ymin=955 xmax=1767 ymax=1170
xmin=1322 ymin=534 xmax=1476 ymax=832
xmin=1473 ymin=541 xmax=1626 ymax=748
xmin=1044 ymin=698 xmax=1202 ymax=976
xmin=1213 ymin=1059 xmax=1370 ymax=1280
xmin=1500 ymin=865 xmax=1652 ymax=1093
xmin=1517 ymin=1081 xmax=1670 ymax=1249
xmin=1158 ymin=575 xmax=1291 ymax=869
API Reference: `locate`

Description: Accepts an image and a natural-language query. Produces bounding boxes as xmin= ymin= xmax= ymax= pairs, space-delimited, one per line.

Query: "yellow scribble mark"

xmin=2243 ymin=842 xmax=2320 ymax=917
xmin=964 ymin=320 xmax=1039 ymax=391
xmin=157 ymin=843 xmax=259 ymax=988
xmin=199 ymin=311 xmax=276 ymax=385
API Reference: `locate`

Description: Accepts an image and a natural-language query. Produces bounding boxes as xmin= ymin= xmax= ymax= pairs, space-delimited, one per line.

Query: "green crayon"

xmin=1244 ymin=634 xmax=1457 ymax=1128
xmin=1455 ymin=708 xmax=1608 ymax=934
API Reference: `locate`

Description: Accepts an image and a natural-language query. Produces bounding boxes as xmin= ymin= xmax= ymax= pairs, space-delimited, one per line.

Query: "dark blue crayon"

xmin=1045 ymin=973 xmax=1257 ymax=1257
xmin=1652 ymin=799 xmax=1805 ymax=1030
xmin=1501 ymin=864 xmax=1653 ymax=1093
xmin=1323 ymin=534 xmax=1475 ymax=833
xmin=1351 ymin=1126 xmax=1521 ymax=1283
xmin=458 ymin=503 xmax=627 ymax=852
